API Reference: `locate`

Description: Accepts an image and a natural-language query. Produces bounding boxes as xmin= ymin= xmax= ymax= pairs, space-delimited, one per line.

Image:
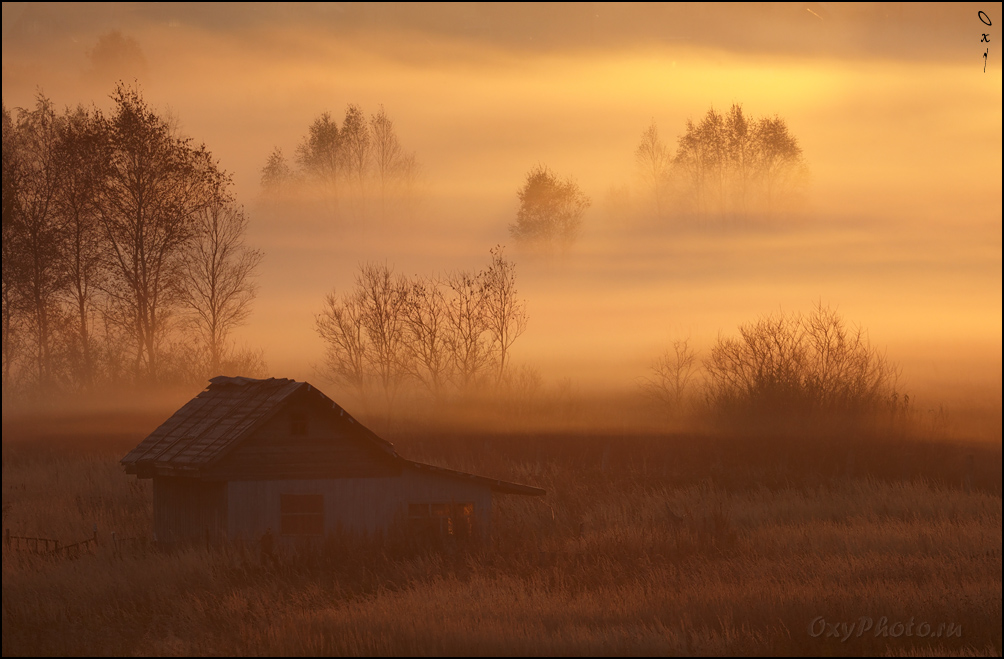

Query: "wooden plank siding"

xmin=152 ymin=477 xmax=227 ymax=545
xmin=226 ymin=466 xmax=492 ymax=543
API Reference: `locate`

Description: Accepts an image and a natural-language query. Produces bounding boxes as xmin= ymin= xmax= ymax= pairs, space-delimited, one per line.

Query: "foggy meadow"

xmin=3 ymin=4 xmax=1001 ymax=656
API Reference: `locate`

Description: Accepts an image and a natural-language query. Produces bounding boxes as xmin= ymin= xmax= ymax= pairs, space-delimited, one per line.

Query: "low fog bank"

xmin=2 ymin=5 xmax=999 ymax=443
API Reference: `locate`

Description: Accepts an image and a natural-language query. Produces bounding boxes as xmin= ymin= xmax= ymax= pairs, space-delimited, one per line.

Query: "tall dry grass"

xmin=2 ymin=421 xmax=1001 ymax=656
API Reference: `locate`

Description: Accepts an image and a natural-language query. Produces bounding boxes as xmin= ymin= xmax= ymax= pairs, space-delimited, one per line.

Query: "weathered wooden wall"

xmin=152 ymin=477 xmax=227 ymax=545
xmin=226 ymin=466 xmax=492 ymax=542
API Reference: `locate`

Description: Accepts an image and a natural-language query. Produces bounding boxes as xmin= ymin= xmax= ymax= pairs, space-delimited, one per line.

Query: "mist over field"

xmin=2 ymin=3 xmax=1001 ymax=433
xmin=3 ymin=5 xmax=1003 ymax=657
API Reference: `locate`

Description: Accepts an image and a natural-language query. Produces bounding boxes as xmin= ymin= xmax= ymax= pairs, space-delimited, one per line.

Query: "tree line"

xmin=2 ymin=85 xmax=262 ymax=403
xmin=316 ymin=246 xmax=527 ymax=408
xmin=636 ymin=103 xmax=807 ymax=223
xmin=260 ymin=104 xmax=418 ymax=216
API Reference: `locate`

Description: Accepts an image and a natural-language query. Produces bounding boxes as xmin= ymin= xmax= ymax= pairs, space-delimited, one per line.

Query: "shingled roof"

xmin=121 ymin=376 xmax=544 ymax=496
xmin=121 ymin=376 xmax=394 ymax=474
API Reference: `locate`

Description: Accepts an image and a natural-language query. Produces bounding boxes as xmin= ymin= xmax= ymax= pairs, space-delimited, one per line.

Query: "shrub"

xmin=705 ymin=304 xmax=901 ymax=429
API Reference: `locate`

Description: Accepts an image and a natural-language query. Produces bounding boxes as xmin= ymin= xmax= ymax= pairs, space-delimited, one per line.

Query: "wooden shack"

xmin=121 ymin=376 xmax=544 ymax=545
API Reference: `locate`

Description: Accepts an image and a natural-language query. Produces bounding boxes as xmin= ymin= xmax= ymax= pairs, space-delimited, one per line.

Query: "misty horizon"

xmin=2 ymin=2 xmax=1000 ymax=430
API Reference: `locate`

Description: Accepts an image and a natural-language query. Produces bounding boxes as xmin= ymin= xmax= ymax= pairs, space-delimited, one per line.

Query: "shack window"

xmin=280 ymin=494 xmax=323 ymax=535
xmin=290 ymin=412 xmax=307 ymax=436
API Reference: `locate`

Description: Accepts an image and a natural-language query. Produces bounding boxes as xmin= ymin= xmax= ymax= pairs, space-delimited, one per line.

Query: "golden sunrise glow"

xmin=3 ymin=5 xmax=1001 ymax=657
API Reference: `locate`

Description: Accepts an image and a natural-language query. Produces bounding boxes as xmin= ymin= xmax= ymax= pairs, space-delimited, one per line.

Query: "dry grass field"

xmin=2 ymin=413 xmax=1001 ymax=656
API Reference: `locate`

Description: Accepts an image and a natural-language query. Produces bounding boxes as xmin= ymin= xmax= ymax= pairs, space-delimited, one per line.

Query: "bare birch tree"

xmin=316 ymin=287 xmax=368 ymax=395
xmin=482 ymin=245 xmax=528 ymax=385
xmin=369 ymin=105 xmax=401 ymax=211
xmin=635 ymin=121 xmax=672 ymax=219
xmin=179 ymin=180 xmax=263 ymax=376
xmin=357 ymin=263 xmax=409 ymax=407
xmin=445 ymin=269 xmax=492 ymax=391
xmin=403 ymin=275 xmax=453 ymax=398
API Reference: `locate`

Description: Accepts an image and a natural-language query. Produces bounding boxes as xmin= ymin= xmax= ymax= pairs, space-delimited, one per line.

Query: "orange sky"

xmin=3 ymin=3 xmax=1000 ymax=412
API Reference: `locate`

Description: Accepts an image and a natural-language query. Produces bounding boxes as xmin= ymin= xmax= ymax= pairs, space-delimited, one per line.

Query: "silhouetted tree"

xmin=98 ymin=83 xmax=220 ymax=382
xmin=260 ymin=146 xmax=294 ymax=198
xmin=482 ymin=245 xmax=527 ymax=385
xmin=725 ymin=104 xmax=755 ymax=217
xmin=635 ymin=121 xmax=672 ymax=219
xmin=2 ymin=86 xmax=263 ymax=402
xmin=754 ymin=114 xmax=805 ymax=218
xmin=318 ymin=250 xmax=530 ymax=403
xmin=370 ymin=105 xmax=401 ymax=211
xmin=671 ymin=104 xmax=806 ymax=222
xmin=296 ymin=112 xmax=341 ymax=196
xmin=705 ymin=304 xmax=899 ymax=426
xmin=6 ymin=95 xmax=68 ymax=392
xmin=402 ymin=275 xmax=453 ymax=398
xmin=270 ymin=104 xmax=419 ymax=217
xmin=445 ymin=269 xmax=492 ymax=390
xmin=644 ymin=338 xmax=698 ymax=414
xmin=56 ymin=104 xmax=108 ymax=388
xmin=317 ymin=287 xmax=368 ymax=395
xmin=357 ymin=263 xmax=409 ymax=407
xmin=674 ymin=107 xmax=725 ymax=218
xmin=341 ymin=104 xmax=370 ymax=190
xmin=2 ymin=103 xmax=26 ymax=393
xmin=179 ymin=180 xmax=263 ymax=377
xmin=510 ymin=164 xmax=590 ymax=250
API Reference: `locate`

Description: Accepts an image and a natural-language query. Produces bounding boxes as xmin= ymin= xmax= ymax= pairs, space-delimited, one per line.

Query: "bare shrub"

xmin=643 ymin=338 xmax=699 ymax=417
xmin=705 ymin=304 xmax=901 ymax=429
